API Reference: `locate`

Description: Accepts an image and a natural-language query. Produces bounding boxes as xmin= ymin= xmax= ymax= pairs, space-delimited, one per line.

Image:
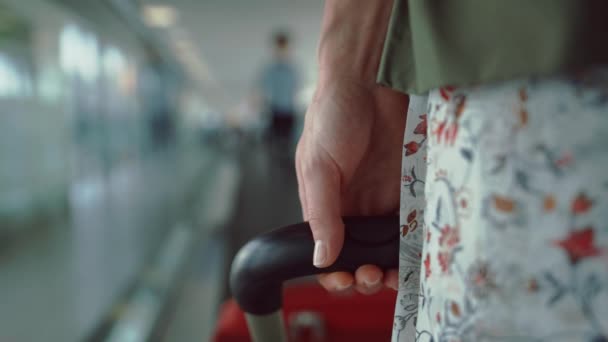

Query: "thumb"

xmin=303 ymin=155 xmax=344 ymax=268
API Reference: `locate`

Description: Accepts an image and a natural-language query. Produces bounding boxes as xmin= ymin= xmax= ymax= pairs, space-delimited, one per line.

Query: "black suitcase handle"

xmin=230 ymin=216 xmax=399 ymax=315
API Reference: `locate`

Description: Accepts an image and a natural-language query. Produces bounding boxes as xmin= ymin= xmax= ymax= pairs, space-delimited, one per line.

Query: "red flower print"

xmin=518 ymin=108 xmax=529 ymax=128
xmin=543 ymin=195 xmax=556 ymax=213
xmin=456 ymin=189 xmax=473 ymax=218
xmin=407 ymin=210 xmax=417 ymax=223
xmin=431 ymin=121 xmax=448 ymax=143
xmin=438 ymin=252 xmax=450 ymax=273
xmin=404 ymin=141 xmax=419 ymax=156
xmin=432 ymin=120 xmax=459 ymax=146
xmin=435 ymin=169 xmax=448 ymax=179
xmin=467 ymin=261 xmax=496 ymax=299
xmin=432 ymin=121 xmax=446 ymax=143
xmin=402 ymin=175 xmax=412 ymax=183
xmin=554 ymin=227 xmax=603 ymax=264
xmin=401 ymin=225 xmax=409 ymax=237
xmin=439 ymin=225 xmax=460 ymax=248
xmin=440 ymin=89 xmax=450 ymax=101
xmin=413 ymin=114 xmax=427 ymax=137
xmin=519 ymin=88 xmax=528 ymax=102
xmin=571 ymin=193 xmax=593 ymax=215
xmin=439 ymin=86 xmax=455 ymax=101
xmin=555 ymin=152 xmax=574 ymax=167
xmin=406 ymin=210 xmax=418 ymax=233
xmin=444 ymin=122 xmax=459 ymax=145
xmin=517 ymin=88 xmax=529 ymax=128
xmin=438 ymin=225 xmax=460 ymax=274
xmin=454 ymin=95 xmax=466 ymax=119
xmin=493 ymin=195 xmax=516 ymax=213
xmin=424 ymin=253 xmax=431 ymax=280
xmin=527 ymin=278 xmax=539 ymax=292
xmin=451 ymin=302 xmax=461 ymax=317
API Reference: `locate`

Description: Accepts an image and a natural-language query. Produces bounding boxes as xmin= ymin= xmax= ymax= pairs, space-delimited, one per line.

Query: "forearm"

xmin=317 ymin=0 xmax=395 ymax=86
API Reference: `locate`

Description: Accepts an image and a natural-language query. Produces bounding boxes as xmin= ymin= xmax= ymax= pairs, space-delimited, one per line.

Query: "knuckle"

xmin=307 ymin=215 xmax=325 ymax=233
xmin=300 ymin=158 xmax=318 ymax=178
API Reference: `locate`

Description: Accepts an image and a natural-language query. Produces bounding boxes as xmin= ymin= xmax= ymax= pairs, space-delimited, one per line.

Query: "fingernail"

xmin=313 ymin=240 xmax=326 ymax=267
xmin=364 ymin=278 xmax=381 ymax=288
xmin=334 ymin=283 xmax=351 ymax=291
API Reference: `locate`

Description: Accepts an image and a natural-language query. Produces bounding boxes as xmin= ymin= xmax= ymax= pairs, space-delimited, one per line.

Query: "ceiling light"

xmin=142 ymin=5 xmax=178 ymax=28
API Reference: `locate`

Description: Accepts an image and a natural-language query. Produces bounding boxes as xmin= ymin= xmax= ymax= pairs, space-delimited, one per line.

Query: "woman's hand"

xmin=296 ymin=76 xmax=408 ymax=294
xmin=299 ymin=0 xmax=405 ymax=294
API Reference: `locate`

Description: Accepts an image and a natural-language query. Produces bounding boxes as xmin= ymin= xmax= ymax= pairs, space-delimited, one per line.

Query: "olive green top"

xmin=377 ymin=0 xmax=608 ymax=94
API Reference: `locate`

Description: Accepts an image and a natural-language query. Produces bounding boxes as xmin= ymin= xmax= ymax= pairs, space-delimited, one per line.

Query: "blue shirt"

xmin=260 ymin=61 xmax=298 ymax=115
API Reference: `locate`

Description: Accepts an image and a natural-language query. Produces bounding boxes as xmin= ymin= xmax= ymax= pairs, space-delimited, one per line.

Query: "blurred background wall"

xmin=0 ymin=0 xmax=153 ymax=234
xmin=0 ymin=0 xmax=324 ymax=236
xmin=0 ymin=0 xmax=325 ymax=341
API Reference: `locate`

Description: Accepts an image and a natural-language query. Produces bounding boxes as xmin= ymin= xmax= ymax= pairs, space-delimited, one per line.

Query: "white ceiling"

xmin=157 ymin=0 xmax=324 ymax=112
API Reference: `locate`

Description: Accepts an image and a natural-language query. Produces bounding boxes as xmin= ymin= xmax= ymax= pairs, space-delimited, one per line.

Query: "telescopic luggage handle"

xmin=230 ymin=216 xmax=399 ymax=342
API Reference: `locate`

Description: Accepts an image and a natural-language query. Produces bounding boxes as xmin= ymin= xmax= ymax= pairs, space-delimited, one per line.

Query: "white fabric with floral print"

xmin=393 ymin=70 xmax=608 ymax=342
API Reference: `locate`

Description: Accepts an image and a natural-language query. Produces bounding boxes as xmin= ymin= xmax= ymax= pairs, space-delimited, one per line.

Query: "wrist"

xmin=317 ymin=46 xmax=378 ymax=87
xmin=317 ymin=0 xmax=394 ymax=86
xmin=312 ymin=69 xmax=408 ymax=117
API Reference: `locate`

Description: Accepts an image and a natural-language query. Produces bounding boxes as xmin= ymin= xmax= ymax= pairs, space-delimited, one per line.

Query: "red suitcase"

xmin=214 ymin=217 xmax=399 ymax=342
xmin=213 ymin=283 xmax=396 ymax=341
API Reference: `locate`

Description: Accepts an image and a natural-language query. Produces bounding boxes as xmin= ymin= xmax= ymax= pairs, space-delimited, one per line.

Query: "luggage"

xmin=214 ymin=217 xmax=399 ymax=342
xmin=213 ymin=283 xmax=396 ymax=342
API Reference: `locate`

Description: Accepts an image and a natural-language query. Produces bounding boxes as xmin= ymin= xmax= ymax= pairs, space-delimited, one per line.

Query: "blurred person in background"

xmin=140 ymin=46 xmax=175 ymax=150
xmin=259 ymin=30 xmax=299 ymax=159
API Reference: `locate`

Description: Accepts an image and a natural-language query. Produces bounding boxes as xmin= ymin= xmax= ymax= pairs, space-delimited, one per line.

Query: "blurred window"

xmin=0 ymin=53 xmax=24 ymax=97
xmin=60 ymin=24 xmax=100 ymax=82
xmin=102 ymin=46 xmax=126 ymax=77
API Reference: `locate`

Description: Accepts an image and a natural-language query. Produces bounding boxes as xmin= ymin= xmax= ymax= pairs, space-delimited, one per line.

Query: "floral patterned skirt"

xmin=394 ymin=70 xmax=608 ymax=342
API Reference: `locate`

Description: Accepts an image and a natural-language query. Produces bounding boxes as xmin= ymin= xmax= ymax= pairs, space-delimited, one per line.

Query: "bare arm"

xmin=297 ymin=0 xmax=407 ymax=293
xmin=317 ymin=0 xmax=395 ymax=85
